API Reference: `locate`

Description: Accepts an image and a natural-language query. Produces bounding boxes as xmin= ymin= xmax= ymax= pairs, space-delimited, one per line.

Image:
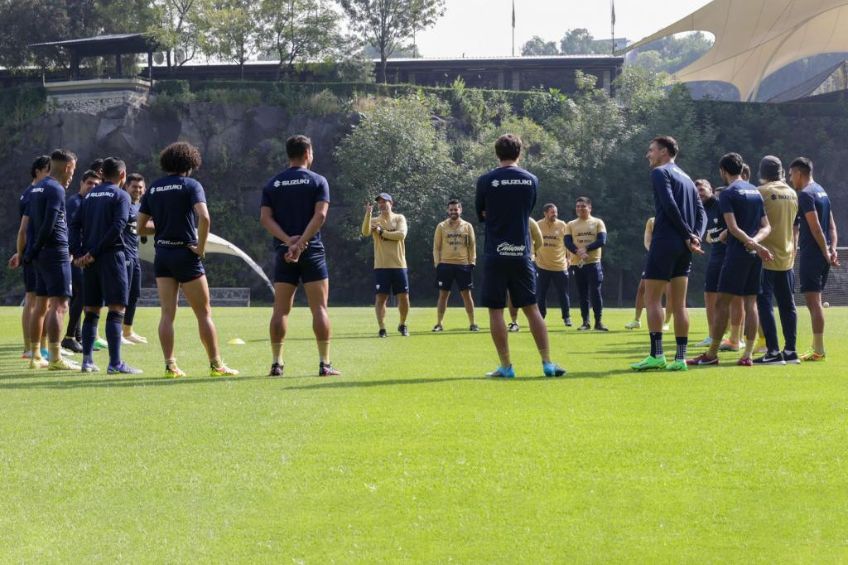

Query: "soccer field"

xmin=1 ymin=305 xmax=846 ymax=562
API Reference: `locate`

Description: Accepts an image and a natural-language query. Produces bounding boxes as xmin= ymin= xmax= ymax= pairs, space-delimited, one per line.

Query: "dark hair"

xmin=789 ymin=157 xmax=813 ymax=175
xmin=447 ymin=199 xmax=461 ymax=207
xmin=160 ymin=142 xmax=202 ymax=174
xmin=50 ymin=148 xmax=77 ymax=163
xmin=126 ymin=172 xmax=145 ymax=184
xmin=694 ymin=179 xmax=712 ymax=190
xmin=719 ymin=152 xmax=745 ymax=176
xmin=576 ymin=196 xmax=592 ymax=206
xmin=89 ymin=159 xmax=104 ymax=172
xmin=495 ymin=134 xmax=522 ymax=161
xmin=542 ymin=203 xmax=557 ymax=212
xmin=651 ymin=136 xmax=679 ymax=158
xmin=30 ymin=155 xmax=50 ymax=179
xmin=741 ymin=163 xmax=751 ymax=179
xmin=81 ymin=170 xmax=101 ymax=182
xmin=286 ymin=135 xmax=312 ymax=159
xmin=101 ymin=157 xmax=126 ymax=180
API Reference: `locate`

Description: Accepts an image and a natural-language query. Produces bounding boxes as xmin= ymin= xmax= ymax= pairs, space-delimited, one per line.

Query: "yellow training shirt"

xmin=535 ymin=218 xmax=569 ymax=271
xmin=529 ymin=218 xmax=543 ymax=259
xmin=361 ymin=209 xmax=407 ymax=269
xmin=758 ymin=180 xmax=798 ymax=271
xmin=433 ymin=219 xmax=476 ymax=266
xmin=567 ymin=216 xmax=607 ymax=265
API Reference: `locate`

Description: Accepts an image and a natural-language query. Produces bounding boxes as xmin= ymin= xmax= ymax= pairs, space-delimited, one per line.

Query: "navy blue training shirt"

xmin=703 ymin=196 xmax=726 ymax=261
xmin=260 ymin=167 xmax=330 ymax=249
xmin=28 ymin=176 xmax=69 ymax=254
xmin=70 ymin=182 xmax=130 ymax=258
xmin=124 ymin=201 xmax=141 ymax=260
xmin=139 ymin=175 xmax=206 ymax=248
xmin=797 ymin=182 xmax=832 ymax=258
xmin=719 ymin=179 xmax=766 ymax=255
xmin=650 ymin=163 xmax=707 ymax=242
xmin=475 ymin=166 xmax=538 ymax=258
xmin=19 ymin=185 xmax=37 ymax=254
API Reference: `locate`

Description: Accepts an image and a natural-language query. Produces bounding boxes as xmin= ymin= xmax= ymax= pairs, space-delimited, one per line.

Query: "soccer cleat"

xmin=210 ymin=363 xmax=240 ymax=377
xmin=694 ymin=336 xmax=713 ymax=347
xmin=319 ymin=362 xmax=342 ymax=377
xmin=268 ymin=363 xmax=284 ymax=377
xmin=469 ymin=324 xmax=479 ymax=332
xmin=21 ymin=350 xmax=33 ymax=359
xmin=630 ymin=355 xmax=667 ymax=371
xmin=486 ymin=365 xmax=515 ymax=379
xmin=163 ymin=365 xmax=186 ymax=378
xmin=81 ymin=359 xmax=100 ymax=373
xmin=543 ymin=362 xmax=567 ymax=377
xmin=737 ymin=357 xmax=753 ymax=367
xmin=60 ymin=347 xmax=76 ymax=357
xmin=121 ymin=336 xmax=135 ymax=345
xmin=782 ymin=351 xmax=801 ymax=365
xmin=398 ymin=324 xmax=409 ymax=337
xmin=564 ymin=317 xmax=573 ymax=327
xmin=687 ymin=353 xmax=719 ymax=366
xmin=594 ymin=322 xmax=609 ymax=332
xmin=61 ymin=337 xmax=83 ymax=353
xmin=624 ymin=319 xmax=641 ymax=330
xmin=378 ymin=328 xmax=388 ymax=338
xmin=48 ymin=357 xmax=81 ymax=371
xmin=125 ymin=333 xmax=148 ymax=344
xmin=662 ymin=323 xmax=671 ymax=332
xmin=28 ymin=357 xmax=49 ymax=369
xmin=93 ymin=337 xmax=108 ymax=351
xmin=718 ymin=339 xmax=740 ymax=352
xmin=800 ymin=349 xmax=826 ymax=362
xmin=432 ymin=324 xmax=444 ymax=332
xmin=665 ymin=359 xmax=688 ymax=372
xmin=577 ymin=322 xmax=591 ymax=331
xmin=752 ymin=352 xmax=785 ymax=366
xmin=507 ymin=322 xmax=520 ymax=332
xmin=107 ymin=362 xmax=143 ymax=375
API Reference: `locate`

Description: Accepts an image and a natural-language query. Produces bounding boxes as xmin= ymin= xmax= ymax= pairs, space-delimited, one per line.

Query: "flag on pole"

xmin=611 ymin=0 xmax=616 ymax=26
xmin=512 ymin=0 xmax=516 ymax=28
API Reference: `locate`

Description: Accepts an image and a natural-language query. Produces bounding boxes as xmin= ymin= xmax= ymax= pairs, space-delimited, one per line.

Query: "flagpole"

xmin=512 ymin=0 xmax=516 ymax=56
xmin=611 ymin=0 xmax=616 ymax=54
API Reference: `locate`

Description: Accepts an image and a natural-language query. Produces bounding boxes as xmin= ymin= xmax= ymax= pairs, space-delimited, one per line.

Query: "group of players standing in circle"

xmin=9 ymin=132 xmax=838 ymax=378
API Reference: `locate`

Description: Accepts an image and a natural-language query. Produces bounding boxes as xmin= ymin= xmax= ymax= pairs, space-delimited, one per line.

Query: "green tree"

xmin=151 ymin=0 xmax=202 ymax=67
xmin=0 ymin=0 xmax=70 ymax=69
xmin=197 ymin=0 xmax=260 ymax=79
xmin=337 ymin=0 xmax=445 ymax=83
xmin=521 ymin=36 xmax=559 ymax=56
xmin=559 ymin=28 xmax=607 ymax=55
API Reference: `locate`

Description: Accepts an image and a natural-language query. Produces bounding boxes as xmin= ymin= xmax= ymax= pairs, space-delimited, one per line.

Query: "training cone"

xmin=227 ymin=338 xmax=246 ymax=345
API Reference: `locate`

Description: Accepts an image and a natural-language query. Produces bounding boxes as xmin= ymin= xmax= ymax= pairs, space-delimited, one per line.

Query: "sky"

xmin=415 ymin=0 xmax=713 ymax=58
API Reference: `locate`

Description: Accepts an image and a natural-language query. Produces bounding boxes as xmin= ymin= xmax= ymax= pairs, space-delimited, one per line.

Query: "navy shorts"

xmin=643 ymin=238 xmax=692 ymax=281
xmin=84 ymin=250 xmax=129 ymax=307
xmin=436 ymin=263 xmax=474 ymax=292
xmin=717 ymin=251 xmax=762 ymax=296
xmin=799 ymin=253 xmax=830 ymax=293
xmin=704 ymin=257 xmax=723 ymax=293
xmin=274 ymin=246 xmax=328 ymax=285
xmin=22 ymin=263 xmax=38 ymax=293
xmin=481 ymin=255 xmax=536 ymax=309
xmin=34 ymin=247 xmax=72 ymax=298
xmin=154 ymin=247 xmax=205 ymax=283
xmin=126 ymin=256 xmax=142 ymax=305
xmin=375 ymin=268 xmax=409 ymax=295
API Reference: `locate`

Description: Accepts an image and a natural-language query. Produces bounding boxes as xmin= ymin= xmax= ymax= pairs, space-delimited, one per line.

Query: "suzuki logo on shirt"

xmin=497 ymin=243 xmax=526 ymax=256
xmin=274 ymin=179 xmax=311 ymax=188
xmin=492 ymin=179 xmax=533 ymax=188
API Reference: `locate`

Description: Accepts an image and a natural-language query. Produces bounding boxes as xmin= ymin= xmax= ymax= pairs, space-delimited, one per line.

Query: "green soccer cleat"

xmin=163 ymin=364 xmax=186 ymax=378
xmin=210 ymin=363 xmax=240 ymax=377
xmin=665 ymin=359 xmax=688 ymax=372
xmin=630 ymin=355 xmax=667 ymax=371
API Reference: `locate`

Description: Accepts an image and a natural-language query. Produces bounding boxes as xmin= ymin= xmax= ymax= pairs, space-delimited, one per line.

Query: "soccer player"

xmin=475 ymin=134 xmax=566 ymax=378
xmin=22 ymin=149 xmax=80 ymax=370
xmin=753 ymin=156 xmax=799 ymax=365
xmin=432 ymin=199 xmax=478 ymax=332
xmin=507 ymin=217 xmax=543 ymax=331
xmin=565 ymin=197 xmax=608 ymax=331
xmin=696 ymin=179 xmax=723 ymax=346
xmin=63 ymin=169 xmax=101 ymax=353
xmin=632 ymin=136 xmax=706 ymax=372
xmin=122 ymin=173 xmax=148 ymax=345
xmin=625 ymin=217 xmax=675 ymax=331
xmin=69 ymin=157 xmax=141 ymax=374
xmin=789 ymin=157 xmax=839 ymax=361
xmin=260 ymin=135 xmax=341 ymax=377
xmin=535 ymin=203 xmax=572 ymax=327
xmin=8 ymin=155 xmax=51 ymax=365
xmin=361 ymin=193 xmax=409 ymax=337
xmin=137 ymin=142 xmax=239 ymax=378
xmin=689 ymin=152 xmax=773 ymax=367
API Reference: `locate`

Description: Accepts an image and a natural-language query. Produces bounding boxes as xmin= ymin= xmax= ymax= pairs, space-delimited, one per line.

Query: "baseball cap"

xmin=375 ymin=193 xmax=393 ymax=203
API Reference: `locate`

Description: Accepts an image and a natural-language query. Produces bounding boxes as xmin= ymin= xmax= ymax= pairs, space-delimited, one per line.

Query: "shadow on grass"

xmin=0 ymin=374 xmax=267 ymax=390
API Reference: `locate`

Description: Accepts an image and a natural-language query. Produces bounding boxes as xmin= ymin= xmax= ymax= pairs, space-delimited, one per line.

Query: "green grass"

xmin=1 ymin=305 xmax=847 ymax=562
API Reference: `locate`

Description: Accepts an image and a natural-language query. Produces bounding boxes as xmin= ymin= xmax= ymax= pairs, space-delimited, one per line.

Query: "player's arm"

xmin=381 ymin=215 xmax=407 ymax=240
xmin=68 ymin=200 xmax=85 ymax=259
xmin=468 ymin=225 xmax=476 ymax=266
xmin=259 ymin=206 xmax=293 ymax=246
xmin=586 ymin=232 xmax=607 ymax=251
xmin=10 ymin=217 xmax=28 ymax=268
xmin=643 ymin=219 xmax=653 ymax=251
xmin=564 ymin=234 xmax=578 ymax=254
xmin=693 ymin=195 xmax=708 ymax=240
xmin=28 ymin=187 xmax=61 ymax=260
xmin=361 ymin=205 xmax=373 ymax=237
xmin=475 ymin=179 xmax=486 ymax=222
xmin=803 ymin=210 xmax=831 ymax=262
xmin=433 ymin=224 xmax=442 ymax=267
xmin=828 ymin=211 xmax=839 ymax=265
xmin=530 ymin=220 xmax=543 ymax=255
xmin=294 ymin=201 xmax=329 ymax=248
xmin=652 ymin=169 xmax=694 ymax=241
xmin=192 ymin=202 xmax=210 ymax=258
xmin=91 ymin=194 xmax=130 ymax=259
xmin=137 ymin=212 xmax=154 ymax=236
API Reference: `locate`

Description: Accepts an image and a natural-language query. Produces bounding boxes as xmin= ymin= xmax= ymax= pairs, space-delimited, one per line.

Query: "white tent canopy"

xmin=138 ymin=233 xmax=274 ymax=294
xmin=626 ymin=0 xmax=848 ymax=101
